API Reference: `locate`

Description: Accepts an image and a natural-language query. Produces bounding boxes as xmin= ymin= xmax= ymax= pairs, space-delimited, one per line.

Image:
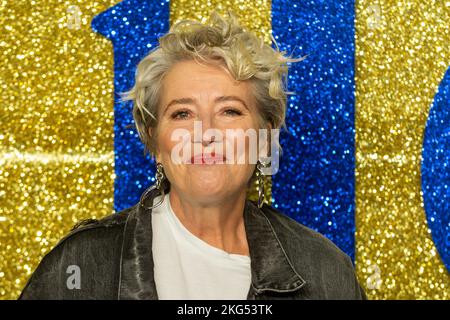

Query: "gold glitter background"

xmin=1 ymin=0 xmax=449 ymax=300
xmin=0 ymin=0 xmax=119 ymax=299
xmin=355 ymin=0 xmax=449 ymax=299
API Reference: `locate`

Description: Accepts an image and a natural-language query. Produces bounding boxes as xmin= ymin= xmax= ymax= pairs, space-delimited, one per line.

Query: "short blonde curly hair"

xmin=121 ymin=9 xmax=304 ymax=158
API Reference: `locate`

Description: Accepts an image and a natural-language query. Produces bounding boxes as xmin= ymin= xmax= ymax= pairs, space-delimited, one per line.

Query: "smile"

xmin=187 ymin=152 xmax=226 ymax=165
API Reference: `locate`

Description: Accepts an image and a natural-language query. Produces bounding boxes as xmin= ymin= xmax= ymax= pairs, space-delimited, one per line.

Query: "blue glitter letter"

xmin=92 ymin=0 xmax=170 ymax=211
xmin=422 ymin=67 xmax=450 ymax=271
xmin=271 ymin=0 xmax=356 ymax=259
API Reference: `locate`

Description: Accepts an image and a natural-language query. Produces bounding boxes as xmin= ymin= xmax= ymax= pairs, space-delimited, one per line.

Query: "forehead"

xmin=161 ymin=59 xmax=254 ymax=103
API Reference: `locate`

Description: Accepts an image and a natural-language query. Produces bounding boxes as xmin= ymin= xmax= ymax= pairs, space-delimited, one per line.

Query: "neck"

xmin=168 ymin=188 xmax=250 ymax=256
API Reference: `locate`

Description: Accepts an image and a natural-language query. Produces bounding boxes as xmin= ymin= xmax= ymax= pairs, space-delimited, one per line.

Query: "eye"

xmin=223 ymin=107 xmax=243 ymax=116
xmin=170 ymin=109 xmax=191 ymax=120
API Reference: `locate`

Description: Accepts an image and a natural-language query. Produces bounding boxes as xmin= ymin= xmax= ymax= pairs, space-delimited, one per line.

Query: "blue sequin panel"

xmin=422 ymin=66 xmax=450 ymax=272
xmin=271 ymin=0 xmax=356 ymax=260
xmin=92 ymin=0 xmax=170 ymax=211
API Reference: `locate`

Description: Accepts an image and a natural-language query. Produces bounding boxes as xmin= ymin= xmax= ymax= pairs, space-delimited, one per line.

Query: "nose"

xmin=194 ymin=127 xmax=215 ymax=146
xmin=193 ymin=112 xmax=217 ymax=146
xmin=202 ymin=135 xmax=215 ymax=147
xmin=200 ymin=112 xmax=214 ymax=131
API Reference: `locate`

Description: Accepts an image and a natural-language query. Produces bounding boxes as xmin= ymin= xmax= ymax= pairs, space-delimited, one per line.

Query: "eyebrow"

xmin=164 ymin=95 xmax=249 ymax=115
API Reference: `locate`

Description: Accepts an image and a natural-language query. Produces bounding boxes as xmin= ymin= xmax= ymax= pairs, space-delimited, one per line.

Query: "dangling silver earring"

xmin=140 ymin=162 xmax=166 ymax=209
xmin=256 ymin=158 xmax=271 ymax=208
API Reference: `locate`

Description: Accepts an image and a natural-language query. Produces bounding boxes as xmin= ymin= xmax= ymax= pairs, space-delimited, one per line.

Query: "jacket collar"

xmin=118 ymin=187 xmax=306 ymax=299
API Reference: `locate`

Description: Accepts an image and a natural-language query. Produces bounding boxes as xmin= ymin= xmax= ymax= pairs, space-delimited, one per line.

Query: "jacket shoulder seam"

xmin=53 ymin=204 xmax=136 ymax=250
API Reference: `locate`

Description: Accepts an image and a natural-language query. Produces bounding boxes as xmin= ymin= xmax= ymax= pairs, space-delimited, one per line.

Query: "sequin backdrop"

xmin=0 ymin=0 xmax=118 ymax=299
xmin=355 ymin=0 xmax=449 ymax=299
xmin=0 ymin=0 xmax=448 ymax=299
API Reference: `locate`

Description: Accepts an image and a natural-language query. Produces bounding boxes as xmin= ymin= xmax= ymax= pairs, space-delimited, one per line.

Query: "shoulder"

xmin=58 ymin=206 xmax=136 ymax=244
xmin=260 ymin=203 xmax=349 ymax=263
xmin=260 ymin=203 xmax=366 ymax=299
xmin=52 ymin=203 xmax=136 ymax=266
xmin=19 ymin=205 xmax=137 ymax=299
xmin=36 ymin=204 xmax=138 ymax=267
xmin=54 ymin=203 xmax=137 ymax=248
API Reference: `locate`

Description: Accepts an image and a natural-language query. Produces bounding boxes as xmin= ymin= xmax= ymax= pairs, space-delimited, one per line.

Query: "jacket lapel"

xmin=118 ymin=187 xmax=160 ymax=300
xmin=244 ymin=200 xmax=306 ymax=298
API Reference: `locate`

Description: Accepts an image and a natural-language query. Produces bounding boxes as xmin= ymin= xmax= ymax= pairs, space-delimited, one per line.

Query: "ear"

xmin=148 ymin=126 xmax=153 ymax=138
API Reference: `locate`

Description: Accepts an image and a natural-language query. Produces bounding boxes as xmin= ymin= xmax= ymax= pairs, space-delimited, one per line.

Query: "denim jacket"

xmin=19 ymin=187 xmax=367 ymax=300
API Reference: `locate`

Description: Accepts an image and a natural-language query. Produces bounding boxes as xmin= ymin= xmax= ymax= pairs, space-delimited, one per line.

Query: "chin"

xmin=187 ymin=170 xmax=230 ymax=199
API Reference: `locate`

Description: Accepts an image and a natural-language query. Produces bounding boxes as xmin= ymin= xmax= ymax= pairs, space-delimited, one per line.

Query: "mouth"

xmin=187 ymin=152 xmax=226 ymax=165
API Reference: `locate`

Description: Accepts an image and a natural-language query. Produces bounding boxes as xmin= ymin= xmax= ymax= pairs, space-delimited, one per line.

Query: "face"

xmin=152 ymin=59 xmax=264 ymax=204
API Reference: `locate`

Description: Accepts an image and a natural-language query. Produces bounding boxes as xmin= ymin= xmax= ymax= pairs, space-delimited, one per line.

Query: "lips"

xmin=189 ymin=152 xmax=225 ymax=164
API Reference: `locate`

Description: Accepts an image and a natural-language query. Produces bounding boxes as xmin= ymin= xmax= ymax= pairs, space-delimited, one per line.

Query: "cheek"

xmin=223 ymin=129 xmax=261 ymax=164
xmin=155 ymin=124 xmax=180 ymax=157
xmin=156 ymin=132 xmax=171 ymax=160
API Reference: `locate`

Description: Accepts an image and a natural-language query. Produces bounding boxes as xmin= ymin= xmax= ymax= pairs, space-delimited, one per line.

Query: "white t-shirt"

xmin=151 ymin=192 xmax=252 ymax=300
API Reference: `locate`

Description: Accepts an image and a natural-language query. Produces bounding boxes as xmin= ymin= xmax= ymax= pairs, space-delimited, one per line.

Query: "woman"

xmin=19 ymin=11 xmax=366 ymax=300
